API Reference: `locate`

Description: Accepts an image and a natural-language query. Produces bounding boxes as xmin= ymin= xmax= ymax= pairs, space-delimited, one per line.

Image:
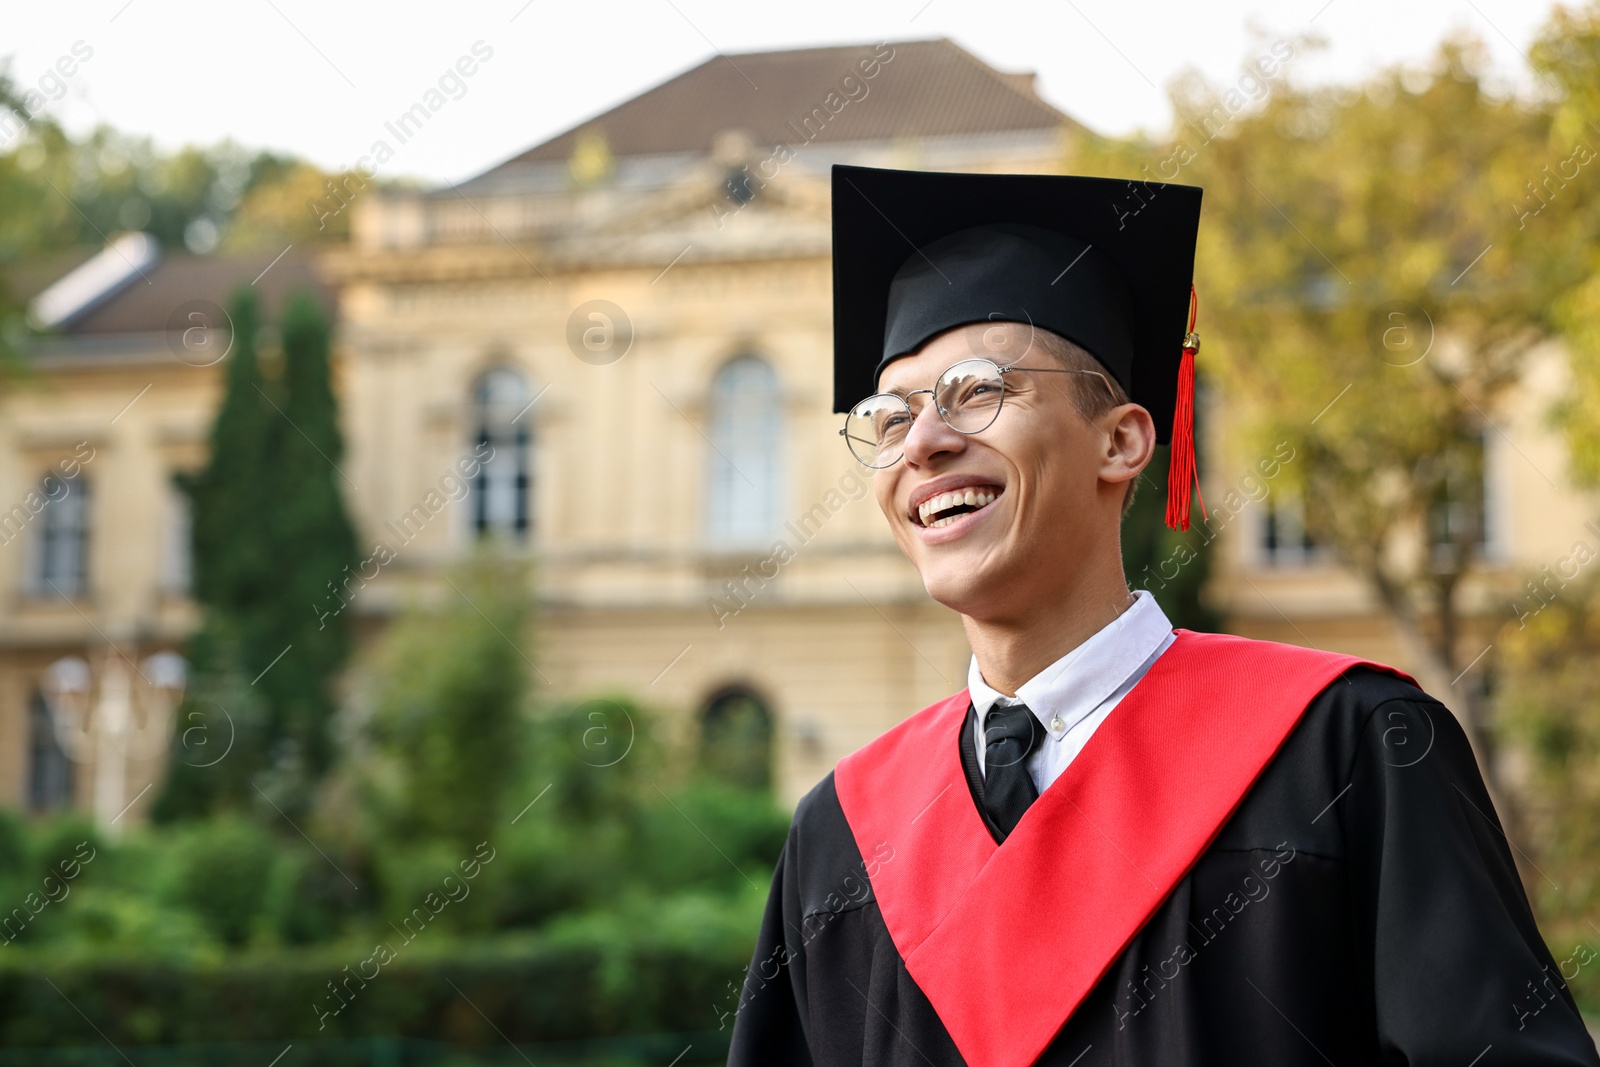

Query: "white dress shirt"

xmin=968 ymin=589 xmax=1176 ymax=797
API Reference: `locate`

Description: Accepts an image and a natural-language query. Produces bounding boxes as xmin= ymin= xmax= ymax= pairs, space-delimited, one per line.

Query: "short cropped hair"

xmin=1030 ymin=328 xmax=1142 ymax=517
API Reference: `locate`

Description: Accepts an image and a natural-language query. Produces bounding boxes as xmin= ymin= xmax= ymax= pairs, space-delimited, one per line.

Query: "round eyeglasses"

xmin=839 ymin=357 xmax=1115 ymax=469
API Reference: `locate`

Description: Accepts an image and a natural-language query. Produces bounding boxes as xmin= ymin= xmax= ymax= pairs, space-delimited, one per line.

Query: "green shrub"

xmin=630 ymin=780 xmax=788 ymax=895
xmin=261 ymin=842 xmax=365 ymax=946
xmin=164 ymin=817 xmax=281 ymax=946
xmin=0 ymin=930 xmax=752 ymax=1046
xmin=39 ymin=884 xmax=214 ymax=960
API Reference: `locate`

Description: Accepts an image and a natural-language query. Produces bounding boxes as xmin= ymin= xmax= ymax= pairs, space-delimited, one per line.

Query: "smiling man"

xmin=726 ymin=166 xmax=1599 ymax=1066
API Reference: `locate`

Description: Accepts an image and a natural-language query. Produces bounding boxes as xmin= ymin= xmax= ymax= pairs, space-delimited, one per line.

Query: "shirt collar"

xmin=966 ymin=589 xmax=1174 ymax=738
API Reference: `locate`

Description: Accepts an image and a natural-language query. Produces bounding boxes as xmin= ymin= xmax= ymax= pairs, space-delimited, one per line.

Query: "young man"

xmin=726 ymin=166 xmax=1599 ymax=1066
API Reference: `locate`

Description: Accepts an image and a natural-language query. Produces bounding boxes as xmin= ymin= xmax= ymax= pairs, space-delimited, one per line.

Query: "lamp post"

xmin=40 ymin=647 xmax=185 ymax=833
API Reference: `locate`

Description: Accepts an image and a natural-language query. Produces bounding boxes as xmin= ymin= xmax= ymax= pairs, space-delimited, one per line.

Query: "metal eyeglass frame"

xmin=839 ymin=357 xmax=1116 ymax=469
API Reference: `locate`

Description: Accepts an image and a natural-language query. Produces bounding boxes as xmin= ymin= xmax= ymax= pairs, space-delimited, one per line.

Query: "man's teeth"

xmin=917 ymin=488 xmax=998 ymax=528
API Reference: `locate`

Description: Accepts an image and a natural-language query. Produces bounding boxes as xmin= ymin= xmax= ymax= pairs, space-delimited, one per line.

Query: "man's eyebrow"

xmin=873 ymin=378 xmax=917 ymax=399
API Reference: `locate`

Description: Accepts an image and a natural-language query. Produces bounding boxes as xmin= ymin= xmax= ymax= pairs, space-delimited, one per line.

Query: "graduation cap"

xmin=831 ymin=164 xmax=1205 ymax=530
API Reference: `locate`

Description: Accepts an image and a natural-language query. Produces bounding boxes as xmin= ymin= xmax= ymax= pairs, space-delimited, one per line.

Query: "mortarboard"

xmin=831 ymin=164 xmax=1205 ymax=530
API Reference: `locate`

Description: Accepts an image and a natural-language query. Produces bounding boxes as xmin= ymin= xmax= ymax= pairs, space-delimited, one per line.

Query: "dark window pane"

xmin=27 ymin=690 xmax=74 ymax=812
xmin=471 ymin=368 xmax=533 ymax=541
xmin=699 ymin=688 xmax=773 ymax=791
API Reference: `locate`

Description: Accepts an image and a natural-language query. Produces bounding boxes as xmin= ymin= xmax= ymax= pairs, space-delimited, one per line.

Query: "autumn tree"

xmin=1167 ymin=31 xmax=1597 ymax=819
xmin=1491 ymin=3 xmax=1600 ymax=970
xmin=1534 ymin=2 xmax=1600 ymax=478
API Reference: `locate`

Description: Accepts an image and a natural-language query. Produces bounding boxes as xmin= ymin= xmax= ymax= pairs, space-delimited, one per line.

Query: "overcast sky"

xmin=3 ymin=0 xmax=1561 ymax=185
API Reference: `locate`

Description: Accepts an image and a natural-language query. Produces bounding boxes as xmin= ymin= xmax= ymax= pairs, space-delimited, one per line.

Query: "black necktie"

xmin=981 ymin=702 xmax=1044 ymax=839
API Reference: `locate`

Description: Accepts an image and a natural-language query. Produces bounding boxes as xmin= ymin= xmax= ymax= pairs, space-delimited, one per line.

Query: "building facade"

xmin=2 ymin=39 xmax=1594 ymax=816
xmin=0 ymin=239 xmax=333 ymax=821
xmin=322 ymin=40 xmax=1077 ymax=804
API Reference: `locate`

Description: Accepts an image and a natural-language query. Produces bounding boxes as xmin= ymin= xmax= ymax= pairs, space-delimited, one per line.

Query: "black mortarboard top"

xmin=831 ymin=165 xmax=1206 ymax=529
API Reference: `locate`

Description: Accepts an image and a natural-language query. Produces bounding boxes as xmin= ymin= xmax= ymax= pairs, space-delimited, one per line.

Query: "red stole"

xmin=833 ymin=630 xmax=1411 ymax=1067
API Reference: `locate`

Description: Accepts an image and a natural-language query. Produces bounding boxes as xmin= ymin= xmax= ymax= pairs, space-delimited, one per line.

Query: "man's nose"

xmin=901 ymin=395 xmax=966 ymax=466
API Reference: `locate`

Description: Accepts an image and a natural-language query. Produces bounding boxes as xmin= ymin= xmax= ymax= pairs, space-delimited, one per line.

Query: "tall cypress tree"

xmin=157 ymin=289 xmax=274 ymax=819
xmin=155 ymin=289 xmax=358 ymax=820
xmin=188 ymin=289 xmax=276 ymax=614
xmin=262 ymin=293 xmax=359 ymax=788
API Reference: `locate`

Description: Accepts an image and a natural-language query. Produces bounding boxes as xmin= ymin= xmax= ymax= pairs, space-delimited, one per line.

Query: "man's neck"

xmin=962 ymin=570 xmax=1138 ymax=697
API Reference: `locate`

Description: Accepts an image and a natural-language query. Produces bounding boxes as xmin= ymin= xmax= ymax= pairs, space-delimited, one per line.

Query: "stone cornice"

xmin=321 ymin=235 xmax=830 ymax=286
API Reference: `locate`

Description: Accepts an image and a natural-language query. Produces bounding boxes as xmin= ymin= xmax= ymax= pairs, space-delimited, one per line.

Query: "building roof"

xmin=476 ymin=38 xmax=1075 ymax=177
xmin=30 ymin=233 xmax=161 ymax=330
xmin=24 ymin=243 xmax=332 ymax=338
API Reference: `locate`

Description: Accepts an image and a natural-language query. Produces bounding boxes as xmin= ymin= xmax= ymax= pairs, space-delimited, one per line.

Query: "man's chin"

xmin=919 ymin=567 xmax=996 ymax=616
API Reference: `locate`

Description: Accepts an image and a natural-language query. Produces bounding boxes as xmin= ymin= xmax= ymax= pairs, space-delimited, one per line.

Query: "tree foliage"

xmin=1497 ymin=571 xmax=1600 ymax=1004
xmin=359 ymin=545 xmax=532 ymax=849
xmin=1137 ymin=32 xmax=1600 ymax=818
xmin=0 ymin=62 xmax=353 ymax=261
xmin=262 ymin=293 xmax=362 ymax=783
xmin=0 ymin=61 xmax=370 ymax=395
xmin=1503 ymin=11 xmax=1600 ymax=949
xmin=1532 ymin=4 xmax=1600 ymax=482
xmin=156 ymin=289 xmax=360 ymax=820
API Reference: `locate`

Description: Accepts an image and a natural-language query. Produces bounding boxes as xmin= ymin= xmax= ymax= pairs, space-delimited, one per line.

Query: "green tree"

xmin=1532 ymin=3 xmax=1600 ymax=482
xmin=361 ymin=545 xmax=531 ymax=849
xmin=1497 ymin=572 xmax=1600 ymax=1004
xmin=1061 ymin=119 xmax=1222 ymax=631
xmin=1120 ymin=443 xmax=1220 ymax=632
xmin=156 ymin=289 xmax=359 ymax=819
xmin=0 ymin=55 xmax=360 ymax=265
xmin=260 ymin=293 xmax=360 ymax=786
xmin=1488 ymin=2 xmax=1600 ymax=972
xmin=0 ymin=65 xmax=52 ymax=387
xmin=149 ymin=615 xmax=271 ymax=821
xmin=156 ymin=289 xmax=278 ymax=819
xmin=1173 ymin=32 xmax=1595 ymax=821
xmin=186 ymin=289 xmax=277 ymax=618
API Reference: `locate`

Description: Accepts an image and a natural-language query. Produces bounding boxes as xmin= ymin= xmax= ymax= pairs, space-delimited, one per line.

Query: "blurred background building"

xmin=1 ymin=37 xmax=1594 ymax=818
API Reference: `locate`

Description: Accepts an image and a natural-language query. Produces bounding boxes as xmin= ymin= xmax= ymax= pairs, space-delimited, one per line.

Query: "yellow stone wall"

xmin=0 ymin=344 xmax=211 ymax=815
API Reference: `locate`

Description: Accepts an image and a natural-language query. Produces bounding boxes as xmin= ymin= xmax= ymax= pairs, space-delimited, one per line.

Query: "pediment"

xmin=579 ymin=157 xmax=831 ymax=242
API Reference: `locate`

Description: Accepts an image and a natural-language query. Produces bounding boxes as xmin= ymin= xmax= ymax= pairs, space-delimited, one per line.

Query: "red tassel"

xmin=1165 ymin=285 xmax=1206 ymax=532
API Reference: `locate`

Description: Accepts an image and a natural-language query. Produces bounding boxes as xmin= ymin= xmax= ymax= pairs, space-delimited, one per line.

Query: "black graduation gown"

xmin=727 ymin=666 xmax=1600 ymax=1066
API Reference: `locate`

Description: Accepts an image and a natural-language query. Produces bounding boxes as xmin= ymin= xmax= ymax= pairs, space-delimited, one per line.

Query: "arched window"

xmin=27 ymin=689 xmax=73 ymax=812
xmin=706 ymin=356 xmax=784 ymax=547
xmin=698 ymin=686 xmax=774 ymax=791
xmin=470 ymin=367 xmax=533 ymax=541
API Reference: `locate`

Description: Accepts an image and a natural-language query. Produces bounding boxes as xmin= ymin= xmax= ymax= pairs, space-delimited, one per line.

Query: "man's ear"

xmin=1101 ymin=403 xmax=1157 ymax=490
